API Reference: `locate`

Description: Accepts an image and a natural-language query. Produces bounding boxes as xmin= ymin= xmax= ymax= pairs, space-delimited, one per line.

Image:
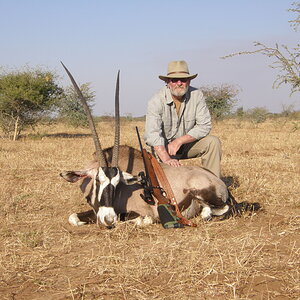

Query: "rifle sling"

xmin=141 ymin=149 xmax=169 ymax=205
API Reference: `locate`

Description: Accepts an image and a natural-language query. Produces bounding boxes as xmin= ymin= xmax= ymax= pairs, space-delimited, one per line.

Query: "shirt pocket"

xmin=183 ymin=117 xmax=196 ymax=133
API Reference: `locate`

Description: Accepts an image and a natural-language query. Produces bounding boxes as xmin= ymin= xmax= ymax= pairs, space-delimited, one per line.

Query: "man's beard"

xmin=169 ymin=84 xmax=189 ymax=97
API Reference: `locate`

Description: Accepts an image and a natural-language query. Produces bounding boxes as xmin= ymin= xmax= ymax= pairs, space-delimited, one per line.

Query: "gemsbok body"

xmin=60 ymin=63 xmax=260 ymax=228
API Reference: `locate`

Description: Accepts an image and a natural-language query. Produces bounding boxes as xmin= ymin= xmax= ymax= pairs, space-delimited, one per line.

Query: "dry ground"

xmin=0 ymin=119 xmax=299 ymax=300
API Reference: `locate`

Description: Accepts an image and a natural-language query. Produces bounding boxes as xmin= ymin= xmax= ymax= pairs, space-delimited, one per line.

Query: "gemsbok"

xmin=60 ymin=63 xmax=261 ymax=228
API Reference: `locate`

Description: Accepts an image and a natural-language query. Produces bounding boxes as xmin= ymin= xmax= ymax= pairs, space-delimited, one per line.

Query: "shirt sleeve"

xmin=186 ymin=90 xmax=212 ymax=139
xmin=143 ymin=93 xmax=166 ymax=147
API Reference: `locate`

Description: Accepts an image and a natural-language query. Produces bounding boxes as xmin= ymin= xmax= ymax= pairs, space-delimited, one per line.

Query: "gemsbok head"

xmin=60 ymin=63 xmax=135 ymax=228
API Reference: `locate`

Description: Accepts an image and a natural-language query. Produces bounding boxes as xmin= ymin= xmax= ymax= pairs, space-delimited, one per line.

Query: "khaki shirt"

xmin=144 ymin=86 xmax=212 ymax=147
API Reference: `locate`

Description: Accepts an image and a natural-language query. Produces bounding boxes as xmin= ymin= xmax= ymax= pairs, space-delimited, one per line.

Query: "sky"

xmin=0 ymin=0 xmax=299 ymax=116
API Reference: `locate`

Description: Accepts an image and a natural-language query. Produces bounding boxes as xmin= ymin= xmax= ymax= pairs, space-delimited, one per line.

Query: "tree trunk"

xmin=13 ymin=116 xmax=20 ymax=141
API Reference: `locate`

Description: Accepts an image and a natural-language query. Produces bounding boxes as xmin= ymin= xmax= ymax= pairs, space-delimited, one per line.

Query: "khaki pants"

xmin=180 ymin=135 xmax=222 ymax=178
xmin=150 ymin=135 xmax=222 ymax=178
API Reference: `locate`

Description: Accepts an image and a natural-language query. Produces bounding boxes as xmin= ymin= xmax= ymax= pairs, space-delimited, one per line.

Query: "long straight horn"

xmin=111 ymin=71 xmax=120 ymax=167
xmin=61 ymin=62 xmax=107 ymax=167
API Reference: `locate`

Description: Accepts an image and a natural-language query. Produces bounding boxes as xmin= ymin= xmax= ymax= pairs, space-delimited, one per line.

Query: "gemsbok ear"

xmin=120 ymin=171 xmax=138 ymax=185
xmin=60 ymin=171 xmax=89 ymax=183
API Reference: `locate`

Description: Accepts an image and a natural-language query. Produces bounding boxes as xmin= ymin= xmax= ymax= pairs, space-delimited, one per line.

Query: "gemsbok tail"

xmin=222 ymin=190 xmax=261 ymax=219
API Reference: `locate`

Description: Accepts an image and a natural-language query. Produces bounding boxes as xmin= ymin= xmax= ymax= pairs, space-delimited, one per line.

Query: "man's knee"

xmin=196 ymin=135 xmax=221 ymax=154
xmin=204 ymin=135 xmax=221 ymax=150
xmin=184 ymin=135 xmax=221 ymax=159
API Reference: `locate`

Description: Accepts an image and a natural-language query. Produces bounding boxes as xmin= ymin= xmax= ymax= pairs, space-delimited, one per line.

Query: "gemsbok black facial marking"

xmin=94 ymin=167 xmax=120 ymax=207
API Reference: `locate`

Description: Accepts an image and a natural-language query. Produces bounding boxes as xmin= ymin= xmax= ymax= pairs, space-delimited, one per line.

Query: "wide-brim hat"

xmin=159 ymin=60 xmax=197 ymax=81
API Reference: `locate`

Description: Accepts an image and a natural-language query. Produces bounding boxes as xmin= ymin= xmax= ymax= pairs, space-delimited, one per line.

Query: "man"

xmin=144 ymin=60 xmax=221 ymax=178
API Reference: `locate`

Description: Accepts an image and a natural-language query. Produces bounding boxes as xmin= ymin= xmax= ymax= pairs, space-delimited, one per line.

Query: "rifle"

xmin=135 ymin=127 xmax=155 ymax=206
xmin=135 ymin=127 xmax=184 ymax=229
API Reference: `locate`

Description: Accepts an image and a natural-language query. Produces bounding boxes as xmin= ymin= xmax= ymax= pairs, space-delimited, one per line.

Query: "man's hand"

xmin=154 ymin=145 xmax=182 ymax=167
xmin=163 ymin=158 xmax=182 ymax=167
xmin=168 ymin=135 xmax=196 ymax=156
xmin=167 ymin=139 xmax=182 ymax=156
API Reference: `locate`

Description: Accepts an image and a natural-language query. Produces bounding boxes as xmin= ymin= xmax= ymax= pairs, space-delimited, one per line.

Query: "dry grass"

xmin=0 ymin=118 xmax=299 ymax=300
